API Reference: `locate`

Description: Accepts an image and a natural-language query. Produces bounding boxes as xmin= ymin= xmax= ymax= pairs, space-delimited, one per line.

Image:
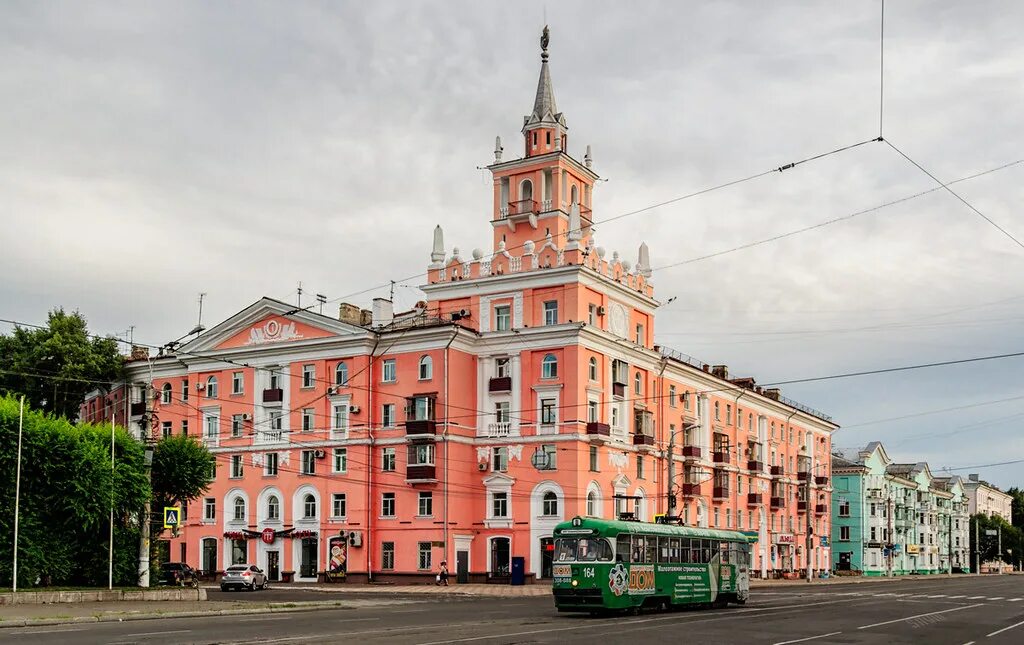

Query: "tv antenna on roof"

xmin=188 ymin=293 xmax=207 ymax=336
xmin=316 ymin=294 xmax=327 ymax=315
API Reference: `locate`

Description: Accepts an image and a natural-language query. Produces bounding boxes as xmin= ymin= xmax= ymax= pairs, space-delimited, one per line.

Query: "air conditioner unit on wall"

xmin=242 ymin=413 xmax=252 ymax=421
xmin=349 ymin=405 xmax=361 ymax=414
xmin=196 ymin=382 xmax=206 ymax=391
xmin=314 ymin=449 xmax=326 ymax=459
xmin=349 ymin=531 xmax=363 ymax=547
xmin=597 ymin=306 xmax=606 ymax=316
xmin=478 ymin=463 xmax=488 ymax=472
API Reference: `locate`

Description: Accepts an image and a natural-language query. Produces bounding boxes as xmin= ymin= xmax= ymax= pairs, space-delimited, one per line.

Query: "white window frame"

xmin=230 ymin=454 xmax=243 ymax=478
xmin=491 ymin=492 xmax=509 ymax=518
xmin=381 ymin=492 xmax=396 ymax=518
xmin=381 ymin=447 xmax=396 ymax=472
xmin=543 ymin=300 xmax=558 ymax=325
xmin=333 ymin=447 xmax=348 ymax=473
xmin=541 ymin=354 xmax=557 ymax=379
xmin=161 ymin=383 xmax=172 ymax=405
xmin=382 ymin=403 xmax=396 ymax=428
xmin=302 ymin=408 xmax=315 ymax=432
xmin=264 ymin=452 xmax=279 ymax=476
xmin=495 ymin=305 xmax=511 ymax=331
xmin=492 ymin=446 xmax=508 ymax=472
xmin=301 ymin=450 xmax=316 ymax=475
xmin=418 ymin=491 xmax=433 ymax=517
xmin=206 ymin=376 xmax=218 ymax=399
xmin=331 ymin=493 xmax=347 ymax=520
xmin=302 ymin=364 xmax=315 ymax=388
xmin=381 ymin=359 xmax=396 ymax=383
xmin=335 ymin=362 xmax=348 ymax=386
xmin=418 ymin=542 xmax=432 ymax=570
xmin=203 ymin=497 xmax=216 ymax=522
xmin=232 ymin=371 xmax=244 ymax=395
xmin=418 ymin=355 xmax=433 ymax=380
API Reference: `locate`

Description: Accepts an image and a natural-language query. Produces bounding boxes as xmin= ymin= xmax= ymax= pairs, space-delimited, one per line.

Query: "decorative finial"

xmin=584 ymin=144 xmax=592 ymax=168
xmin=541 ymin=25 xmax=550 ymax=62
xmin=494 ymin=136 xmax=503 ymax=162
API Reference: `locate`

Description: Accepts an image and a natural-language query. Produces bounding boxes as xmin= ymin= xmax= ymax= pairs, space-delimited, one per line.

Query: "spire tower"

xmin=523 ymin=26 xmax=567 ymax=157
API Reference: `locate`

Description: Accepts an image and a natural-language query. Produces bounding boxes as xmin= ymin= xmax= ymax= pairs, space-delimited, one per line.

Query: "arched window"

xmin=161 ymin=383 xmax=172 ymax=404
xmin=542 ymin=491 xmax=558 ymax=516
xmin=588 ymin=357 xmax=598 ymax=381
xmin=233 ymin=497 xmax=246 ymax=521
xmin=541 ymin=354 xmax=557 ymax=379
xmin=267 ymin=495 xmax=280 ymax=521
xmin=418 ymin=355 xmax=432 ymax=380
xmin=303 ymin=494 xmax=316 ymax=519
xmin=634 ymin=372 xmax=642 ymax=395
xmin=586 ymin=491 xmax=598 ymax=517
xmin=206 ymin=376 xmax=218 ymax=399
xmin=520 ymin=179 xmax=534 ymax=202
xmin=571 ymin=184 xmax=579 ymax=205
xmin=335 ymin=362 xmax=348 ymax=386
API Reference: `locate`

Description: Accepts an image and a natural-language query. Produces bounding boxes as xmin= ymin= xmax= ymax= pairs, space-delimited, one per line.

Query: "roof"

xmin=554 ymin=517 xmax=750 ymax=542
xmin=524 ymin=26 xmax=566 ymax=129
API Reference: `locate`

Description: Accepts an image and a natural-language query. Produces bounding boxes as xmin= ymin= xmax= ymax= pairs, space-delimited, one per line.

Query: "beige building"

xmin=962 ymin=474 xmax=1012 ymax=522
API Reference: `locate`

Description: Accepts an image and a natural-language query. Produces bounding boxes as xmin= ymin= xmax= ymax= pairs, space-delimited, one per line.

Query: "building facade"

xmin=831 ymin=442 xmax=969 ymax=575
xmin=963 ymin=474 xmax=1013 ymax=522
xmin=81 ymin=29 xmax=837 ymax=583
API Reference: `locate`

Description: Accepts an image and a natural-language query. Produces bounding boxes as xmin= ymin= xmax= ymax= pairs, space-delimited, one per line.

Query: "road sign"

xmin=163 ymin=506 xmax=181 ymax=529
xmin=985 ymin=529 xmax=998 ymax=536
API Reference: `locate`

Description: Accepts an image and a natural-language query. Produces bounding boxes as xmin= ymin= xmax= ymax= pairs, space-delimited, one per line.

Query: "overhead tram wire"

xmin=650 ymin=158 xmax=1024 ymax=272
xmin=278 ymin=137 xmax=883 ymax=317
xmin=884 ymin=140 xmax=1024 ymax=251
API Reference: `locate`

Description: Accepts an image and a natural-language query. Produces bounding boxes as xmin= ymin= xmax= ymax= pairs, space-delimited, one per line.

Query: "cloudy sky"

xmin=2 ymin=1 xmax=1022 ymax=488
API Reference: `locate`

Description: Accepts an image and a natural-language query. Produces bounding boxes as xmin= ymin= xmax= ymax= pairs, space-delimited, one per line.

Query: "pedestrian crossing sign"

xmin=163 ymin=506 xmax=181 ymax=529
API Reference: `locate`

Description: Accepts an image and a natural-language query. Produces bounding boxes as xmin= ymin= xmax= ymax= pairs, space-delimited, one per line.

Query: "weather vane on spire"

xmin=541 ymin=25 xmax=550 ymax=61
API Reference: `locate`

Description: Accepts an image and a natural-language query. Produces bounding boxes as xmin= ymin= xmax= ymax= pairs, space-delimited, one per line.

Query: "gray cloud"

xmin=2 ymin=1 xmax=1022 ymax=487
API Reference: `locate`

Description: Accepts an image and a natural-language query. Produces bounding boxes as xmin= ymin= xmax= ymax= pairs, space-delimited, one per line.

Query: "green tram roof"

xmin=554 ymin=517 xmax=752 ymax=542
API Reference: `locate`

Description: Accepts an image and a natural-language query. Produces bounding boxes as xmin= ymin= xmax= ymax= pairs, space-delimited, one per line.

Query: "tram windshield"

xmin=554 ymin=537 xmax=614 ymax=562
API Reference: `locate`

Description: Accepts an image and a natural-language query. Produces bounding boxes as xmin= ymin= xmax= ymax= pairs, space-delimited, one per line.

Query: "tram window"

xmin=679 ymin=538 xmax=690 ymax=562
xmin=645 ymin=536 xmax=658 ymax=564
xmin=578 ymin=538 xmax=613 ymax=562
xmin=720 ymin=542 xmax=730 ymax=564
xmin=669 ymin=538 xmax=681 ymax=563
xmin=555 ymin=538 xmax=578 ymax=562
xmin=658 ymin=537 xmax=670 ymax=563
xmin=632 ymin=536 xmax=646 ymax=563
xmin=616 ymin=535 xmax=631 ymax=562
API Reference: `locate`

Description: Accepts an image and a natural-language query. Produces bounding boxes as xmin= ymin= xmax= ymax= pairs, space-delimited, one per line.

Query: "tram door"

xmin=735 ymin=543 xmax=751 ymax=599
xmin=540 ymin=538 xmax=554 ymax=579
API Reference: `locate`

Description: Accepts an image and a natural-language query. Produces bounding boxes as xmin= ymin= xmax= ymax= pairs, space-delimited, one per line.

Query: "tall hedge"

xmin=0 ymin=395 xmax=150 ymax=587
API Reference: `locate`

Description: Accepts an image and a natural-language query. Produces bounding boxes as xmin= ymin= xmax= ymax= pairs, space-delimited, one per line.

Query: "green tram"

xmin=551 ymin=516 xmax=751 ymax=613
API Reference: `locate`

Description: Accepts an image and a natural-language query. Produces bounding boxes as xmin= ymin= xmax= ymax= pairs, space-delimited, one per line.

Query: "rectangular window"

xmin=537 ymin=444 xmax=557 ymax=470
xmin=232 ymin=371 xmax=244 ymax=395
xmin=543 ymin=301 xmax=558 ymax=325
xmin=587 ymin=399 xmax=599 ymax=423
xmin=635 ymin=323 xmax=644 ymax=344
xmin=870 ymin=526 xmax=877 ymax=541
xmin=181 ymin=420 xmax=188 ymax=436
xmin=492 ymin=447 xmax=508 ymax=472
xmin=332 ymin=493 xmax=347 ymax=519
xmin=589 ymin=445 xmax=599 ymax=472
xmin=302 ymin=408 xmax=314 ymax=432
xmin=840 ymin=526 xmax=851 ymax=541
xmin=205 ymin=414 xmax=219 ymax=442
xmin=495 ymin=357 xmax=511 ymax=377
xmin=418 ymin=492 xmax=433 ymax=517
xmin=301 ymin=450 xmax=316 ymax=475
xmin=269 ymin=371 xmax=280 ymax=390
xmin=333 ymin=404 xmax=349 ymax=435
xmin=410 ymin=443 xmax=435 ymax=466
xmin=870 ymin=503 xmax=877 ymax=517
xmin=418 ymin=542 xmax=432 ymax=570
xmin=407 ymin=396 xmax=435 ymax=421
xmin=381 ymin=447 xmax=396 ymax=472
xmin=262 ymin=452 xmax=278 ymax=476
xmin=839 ymin=501 xmax=851 ymax=517
xmin=588 ymin=303 xmax=597 ymax=326
xmin=382 ymin=403 xmax=396 ymax=428
xmin=636 ymin=455 xmax=645 ymax=480
xmin=495 ymin=401 xmax=510 ymax=423
xmin=381 ymin=492 xmax=396 ymax=517
xmin=182 ymin=380 xmax=189 ymax=402
xmin=203 ymin=498 xmax=215 ymax=521
xmin=269 ymin=410 xmax=282 ymax=431
xmin=492 ymin=492 xmax=509 ymax=518
xmin=683 ymin=392 xmax=691 ymax=410
xmin=161 ymin=421 xmax=172 ymax=438
xmin=382 ymin=542 xmax=395 ymax=570
xmin=231 ymin=454 xmax=243 ymax=478
xmin=231 ymin=414 xmax=244 ymax=438
xmin=333 ymin=447 xmax=348 ymax=473
xmin=495 ymin=305 xmax=511 ymax=331
xmin=669 ymin=385 xmax=677 ymax=407
xmin=302 ymin=364 xmax=315 ymax=388
xmin=540 ymin=398 xmax=556 ymax=425
xmin=382 ymin=359 xmax=396 ymax=383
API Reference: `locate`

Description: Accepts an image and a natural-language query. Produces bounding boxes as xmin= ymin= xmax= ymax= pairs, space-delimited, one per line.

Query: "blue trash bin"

xmin=510 ymin=556 xmax=525 ymax=585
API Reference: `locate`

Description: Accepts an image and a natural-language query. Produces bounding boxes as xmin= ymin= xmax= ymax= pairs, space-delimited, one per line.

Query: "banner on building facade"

xmin=328 ymin=536 xmax=348 ymax=580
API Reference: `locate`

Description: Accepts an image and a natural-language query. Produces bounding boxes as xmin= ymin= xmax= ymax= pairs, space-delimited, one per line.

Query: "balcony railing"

xmin=504 ymin=199 xmax=538 ymax=218
xmin=682 ymin=445 xmax=702 ymax=458
xmin=262 ymin=388 xmax=284 ymax=403
xmin=485 ymin=422 xmax=512 ymax=437
xmin=406 ymin=419 xmax=437 ymax=436
xmin=130 ymin=401 xmax=146 ymax=417
xmin=681 ymin=483 xmax=702 ymax=497
xmin=612 ymin=383 xmax=626 ymax=398
xmin=488 ymin=376 xmax=512 ymax=393
xmin=770 ymin=496 xmax=785 ymax=509
xmin=770 ymin=465 xmax=784 ymax=476
xmin=747 ymin=493 xmax=761 ymax=506
xmin=585 ymin=422 xmax=610 ymax=436
xmin=633 ymin=433 xmax=655 ymax=446
xmin=815 ymin=475 xmax=829 ymax=486
xmin=713 ymin=451 xmax=730 ymax=464
xmin=713 ymin=486 xmax=729 ymax=500
xmin=797 ymin=471 xmax=810 ymax=482
xmin=254 ymin=429 xmax=288 ymax=445
xmin=747 ymin=460 xmax=764 ymax=472
xmin=797 ymin=500 xmax=809 ymax=513
xmin=406 ymin=464 xmax=437 ymax=481
xmin=815 ymin=504 xmax=828 ymax=515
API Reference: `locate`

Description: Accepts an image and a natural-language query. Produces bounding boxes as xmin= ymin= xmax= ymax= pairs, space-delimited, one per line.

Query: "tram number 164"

xmin=581 ymin=567 xmax=595 ymax=578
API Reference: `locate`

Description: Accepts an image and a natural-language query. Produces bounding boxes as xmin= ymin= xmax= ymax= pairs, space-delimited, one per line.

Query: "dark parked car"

xmin=221 ymin=564 xmax=268 ymax=591
xmin=160 ymin=562 xmax=199 ymax=588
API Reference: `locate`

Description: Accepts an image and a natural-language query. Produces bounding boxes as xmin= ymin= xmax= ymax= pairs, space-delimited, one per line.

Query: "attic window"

xmin=546 ymin=131 xmax=551 ymax=145
xmin=533 ymin=132 xmax=538 ymax=146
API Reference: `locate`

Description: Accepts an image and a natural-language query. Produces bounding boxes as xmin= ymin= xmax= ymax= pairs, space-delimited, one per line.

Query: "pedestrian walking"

xmin=437 ymin=561 xmax=449 ymax=586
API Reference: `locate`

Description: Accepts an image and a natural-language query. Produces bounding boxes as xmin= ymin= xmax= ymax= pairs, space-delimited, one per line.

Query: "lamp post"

xmin=138 ymin=439 xmax=155 ymax=587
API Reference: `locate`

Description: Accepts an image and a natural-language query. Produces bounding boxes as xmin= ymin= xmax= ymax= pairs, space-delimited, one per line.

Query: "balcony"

xmin=797 ymin=471 xmax=810 ymax=482
xmin=770 ymin=465 xmax=784 ymax=476
xmin=488 ymin=376 xmax=512 ymax=393
xmin=713 ymin=487 xmax=729 ymax=500
xmin=681 ymin=483 xmax=702 ymax=497
xmin=747 ymin=460 xmax=764 ymax=472
xmin=262 ymin=388 xmax=283 ymax=403
xmin=713 ymin=451 xmax=730 ymax=464
xmin=485 ymin=422 xmax=512 ymax=437
xmin=612 ymin=383 xmax=626 ymax=398
xmin=797 ymin=500 xmax=809 ymax=513
xmin=815 ymin=475 xmax=829 ymax=486
xmin=747 ymin=493 xmax=761 ymax=506
xmin=633 ymin=433 xmax=655 ymax=446
xmin=585 ymin=422 xmax=611 ymax=436
xmin=406 ymin=419 xmax=437 ymax=436
xmin=254 ymin=429 xmax=288 ymax=445
xmin=130 ymin=401 xmax=146 ymax=417
xmin=406 ymin=464 xmax=437 ymax=482
xmin=815 ymin=504 xmax=828 ymax=515
xmin=682 ymin=445 xmax=702 ymax=458
xmin=770 ymin=496 xmax=785 ymax=509
xmin=504 ymin=198 xmax=538 ymax=218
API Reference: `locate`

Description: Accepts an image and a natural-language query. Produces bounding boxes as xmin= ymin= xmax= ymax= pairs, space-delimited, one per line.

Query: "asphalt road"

xmin=5 ymin=576 xmax=1023 ymax=644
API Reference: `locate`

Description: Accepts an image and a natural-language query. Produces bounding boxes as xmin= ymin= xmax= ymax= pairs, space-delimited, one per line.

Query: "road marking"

xmin=926 ymin=594 xmax=947 ymax=598
xmin=9 ymin=628 xmax=86 ymax=635
xmin=948 ymin=595 xmax=966 ymax=598
xmin=962 ymin=641 xmax=975 ymax=644
xmin=1008 ymin=598 xmax=1022 ymax=602
xmin=987 ymin=597 xmax=1003 ymax=600
xmin=967 ymin=595 xmax=986 ymax=599
xmin=238 ymin=616 xmax=292 ymax=621
xmin=772 ymin=631 xmax=843 ymax=645
xmin=123 ymin=630 xmax=191 ymax=637
xmin=857 ymin=603 xmax=983 ymax=630
xmin=987 ymin=619 xmax=1024 ymax=637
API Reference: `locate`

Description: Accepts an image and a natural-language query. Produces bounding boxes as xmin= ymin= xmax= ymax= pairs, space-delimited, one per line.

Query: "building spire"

xmin=525 ymin=25 xmax=565 ymax=130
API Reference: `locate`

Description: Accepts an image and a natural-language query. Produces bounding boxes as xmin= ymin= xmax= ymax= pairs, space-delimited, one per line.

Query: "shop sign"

xmin=261 ymin=528 xmax=277 ymax=544
xmin=328 ymin=535 xmax=348 ymax=580
xmin=628 ymin=564 xmax=656 ymax=595
xmin=774 ymin=533 xmax=796 ymax=544
xmin=906 ymin=544 xmax=920 ymax=554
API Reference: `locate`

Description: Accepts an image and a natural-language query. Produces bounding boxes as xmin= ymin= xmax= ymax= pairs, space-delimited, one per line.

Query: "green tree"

xmin=1006 ymin=487 xmax=1024 ymax=528
xmin=151 ymin=434 xmax=215 ymax=515
xmin=0 ymin=309 xmax=123 ymax=419
xmin=969 ymin=513 xmax=1022 ymax=572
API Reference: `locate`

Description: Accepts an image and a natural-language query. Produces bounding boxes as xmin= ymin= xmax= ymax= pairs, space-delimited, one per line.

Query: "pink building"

xmin=82 ymin=29 xmax=837 ymax=583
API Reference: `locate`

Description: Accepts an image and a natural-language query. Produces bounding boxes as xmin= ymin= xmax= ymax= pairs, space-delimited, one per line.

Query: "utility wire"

xmin=840 ymin=394 xmax=1024 ymax=429
xmin=884 ymin=140 xmax=1024 ymax=251
xmin=763 ymin=350 xmax=1024 ymax=387
xmin=879 ymin=0 xmax=886 ymax=138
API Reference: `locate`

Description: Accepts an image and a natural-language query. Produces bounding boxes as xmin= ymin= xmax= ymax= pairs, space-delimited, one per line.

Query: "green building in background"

xmin=831 ymin=442 xmax=968 ymax=575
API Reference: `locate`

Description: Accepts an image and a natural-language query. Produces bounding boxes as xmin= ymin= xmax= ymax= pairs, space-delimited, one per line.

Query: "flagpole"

xmin=13 ymin=396 xmax=25 ymax=592
xmin=109 ymin=408 xmax=115 ymax=590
